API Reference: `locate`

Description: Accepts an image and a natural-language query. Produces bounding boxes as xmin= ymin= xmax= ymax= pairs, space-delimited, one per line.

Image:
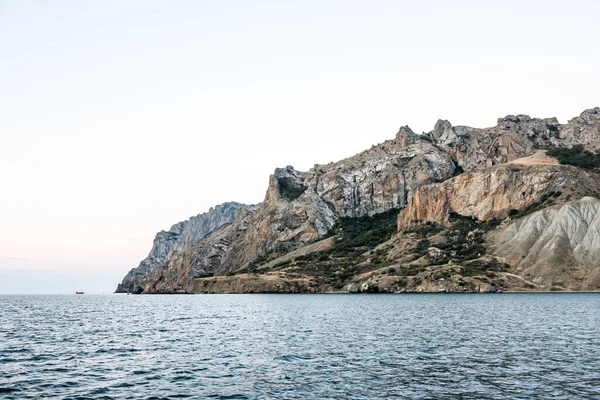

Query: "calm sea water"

xmin=1 ymin=294 xmax=600 ymax=399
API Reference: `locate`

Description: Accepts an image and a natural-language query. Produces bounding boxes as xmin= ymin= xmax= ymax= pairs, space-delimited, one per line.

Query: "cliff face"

xmin=397 ymin=161 xmax=600 ymax=229
xmin=138 ymin=128 xmax=458 ymax=293
xmin=490 ymin=197 xmax=600 ymax=290
xmin=115 ymin=202 xmax=258 ymax=293
xmin=119 ymin=107 xmax=600 ymax=294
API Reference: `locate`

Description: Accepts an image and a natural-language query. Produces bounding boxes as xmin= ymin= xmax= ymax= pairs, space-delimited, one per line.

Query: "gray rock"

xmin=114 ymin=202 xmax=259 ymax=293
xmin=479 ymin=284 xmax=497 ymax=293
xmin=428 ymin=107 xmax=600 ymax=171
xmin=491 ymin=197 xmax=600 ymax=289
xmin=347 ymin=283 xmax=360 ymax=293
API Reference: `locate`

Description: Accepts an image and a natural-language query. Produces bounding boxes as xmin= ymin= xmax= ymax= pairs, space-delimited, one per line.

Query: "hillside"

xmin=117 ymin=107 xmax=600 ymax=293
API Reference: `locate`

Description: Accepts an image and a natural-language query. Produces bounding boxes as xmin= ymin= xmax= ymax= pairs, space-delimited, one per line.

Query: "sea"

xmin=1 ymin=293 xmax=599 ymax=399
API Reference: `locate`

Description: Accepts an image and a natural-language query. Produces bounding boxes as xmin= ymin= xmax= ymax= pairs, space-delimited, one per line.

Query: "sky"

xmin=1 ymin=0 xmax=599 ymax=294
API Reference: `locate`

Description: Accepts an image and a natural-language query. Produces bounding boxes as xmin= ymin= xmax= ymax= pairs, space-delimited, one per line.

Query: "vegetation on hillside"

xmin=546 ymin=145 xmax=600 ymax=170
xmin=508 ymin=190 xmax=562 ymax=219
xmin=326 ymin=208 xmax=400 ymax=255
xmin=244 ymin=208 xmax=400 ymax=289
xmin=398 ymin=213 xmax=508 ymax=281
xmin=408 ymin=214 xmax=498 ymax=263
xmin=244 ymin=207 xmax=514 ymax=290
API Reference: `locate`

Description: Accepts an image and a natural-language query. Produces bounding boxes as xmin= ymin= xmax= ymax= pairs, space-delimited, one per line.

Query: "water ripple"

xmin=1 ymin=294 xmax=600 ymax=399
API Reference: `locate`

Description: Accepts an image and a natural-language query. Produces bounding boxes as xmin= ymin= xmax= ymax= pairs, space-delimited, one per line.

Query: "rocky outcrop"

xmin=555 ymin=107 xmax=600 ymax=152
xmin=115 ymin=202 xmax=258 ymax=293
xmin=427 ymin=117 xmax=536 ymax=171
xmin=398 ymin=163 xmax=600 ymax=230
xmin=490 ymin=197 xmax=600 ymax=290
xmin=136 ymin=128 xmax=457 ymax=293
xmin=119 ymin=107 xmax=600 ymax=294
xmin=426 ymin=107 xmax=600 ymax=171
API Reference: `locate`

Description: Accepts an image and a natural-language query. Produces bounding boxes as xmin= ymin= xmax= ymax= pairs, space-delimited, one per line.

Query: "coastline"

xmin=122 ymin=289 xmax=600 ymax=295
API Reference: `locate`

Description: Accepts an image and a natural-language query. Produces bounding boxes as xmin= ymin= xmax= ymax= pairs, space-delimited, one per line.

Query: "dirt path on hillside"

xmin=508 ymin=150 xmax=559 ymax=166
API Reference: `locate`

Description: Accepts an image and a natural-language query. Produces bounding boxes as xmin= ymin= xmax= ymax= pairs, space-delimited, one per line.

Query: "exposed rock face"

xmin=118 ymin=107 xmax=600 ymax=294
xmin=490 ymin=197 xmax=600 ymax=290
xmin=556 ymin=108 xmax=600 ymax=151
xmin=398 ymin=163 xmax=600 ymax=230
xmin=137 ymin=129 xmax=457 ymax=293
xmin=426 ymin=107 xmax=600 ymax=171
xmin=115 ymin=202 xmax=258 ymax=293
xmin=313 ymin=128 xmax=457 ymax=217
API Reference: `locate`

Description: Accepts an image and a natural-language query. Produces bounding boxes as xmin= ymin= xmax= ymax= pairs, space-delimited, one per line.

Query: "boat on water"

xmin=75 ymin=291 xmax=84 ymax=295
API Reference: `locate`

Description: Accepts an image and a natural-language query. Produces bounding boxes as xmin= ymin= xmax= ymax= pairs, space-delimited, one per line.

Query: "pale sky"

xmin=1 ymin=0 xmax=599 ymax=294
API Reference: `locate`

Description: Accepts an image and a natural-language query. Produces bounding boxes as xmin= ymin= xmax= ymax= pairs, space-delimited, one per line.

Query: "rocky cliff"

xmin=397 ymin=160 xmax=600 ymax=229
xmin=384 ymin=155 xmax=600 ymax=293
xmin=137 ymin=127 xmax=458 ymax=293
xmin=118 ymin=107 xmax=600 ymax=294
xmin=115 ymin=202 xmax=259 ymax=293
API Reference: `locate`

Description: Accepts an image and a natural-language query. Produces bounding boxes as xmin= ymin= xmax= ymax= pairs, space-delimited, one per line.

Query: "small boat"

xmin=75 ymin=291 xmax=84 ymax=295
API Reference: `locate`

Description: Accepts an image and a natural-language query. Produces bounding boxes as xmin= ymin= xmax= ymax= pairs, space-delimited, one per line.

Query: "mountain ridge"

xmin=117 ymin=107 xmax=600 ymax=293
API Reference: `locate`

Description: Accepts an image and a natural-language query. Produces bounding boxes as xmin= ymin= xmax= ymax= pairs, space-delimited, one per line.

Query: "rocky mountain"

xmin=136 ymin=128 xmax=457 ymax=293
xmin=118 ymin=107 xmax=600 ymax=294
xmin=385 ymin=156 xmax=600 ymax=293
xmin=115 ymin=202 xmax=259 ymax=293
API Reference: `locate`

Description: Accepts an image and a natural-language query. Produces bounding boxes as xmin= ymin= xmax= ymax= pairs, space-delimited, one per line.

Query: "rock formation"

xmin=137 ymin=128 xmax=457 ymax=293
xmin=397 ymin=162 xmax=600 ymax=229
xmin=425 ymin=107 xmax=600 ymax=170
xmin=115 ymin=202 xmax=259 ymax=293
xmin=117 ymin=107 xmax=600 ymax=294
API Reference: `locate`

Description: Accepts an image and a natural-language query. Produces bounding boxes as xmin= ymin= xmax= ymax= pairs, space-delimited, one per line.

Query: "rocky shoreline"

xmin=117 ymin=108 xmax=600 ymax=295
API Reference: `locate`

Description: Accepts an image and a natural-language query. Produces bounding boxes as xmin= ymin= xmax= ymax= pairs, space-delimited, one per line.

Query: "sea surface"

xmin=1 ymin=294 xmax=600 ymax=399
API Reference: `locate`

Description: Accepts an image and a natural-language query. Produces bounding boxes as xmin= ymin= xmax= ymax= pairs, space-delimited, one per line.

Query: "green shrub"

xmin=460 ymin=258 xmax=509 ymax=277
xmin=266 ymin=208 xmax=402 ymax=287
xmin=510 ymin=190 xmax=562 ymax=219
xmin=414 ymin=239 xmax=431 ymax=255
xmin=547 ymin=145 xmax=600 ymax=170
xmin=328 ymin=208 xmax=400 ymax=257
xmin=405 ymin=221 xmax=443 ymax=236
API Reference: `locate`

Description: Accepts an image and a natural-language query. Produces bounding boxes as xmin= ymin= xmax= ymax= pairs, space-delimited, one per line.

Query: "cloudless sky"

xmin=1 ymin=0 xmax=599 ymax=293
